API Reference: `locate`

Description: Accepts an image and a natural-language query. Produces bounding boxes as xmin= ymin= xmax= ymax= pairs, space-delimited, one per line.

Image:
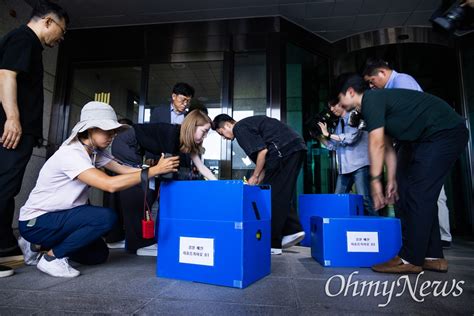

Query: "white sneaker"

xmin=136 ymin=243 xmax=157 ymax=256
xmin=271 ymin=248 xmax=282 ymax=255
xmin=0 ymin=265 xmax=14 ymax=278
xmin=37 ymin=255 xmax=80 ymax=278
xmin=282 ymin=231 xmax=305 ymax=249
xmin=18 ymin=237 xmax=41 ymax=265
xmin=106 ymin=240 xmax=125 ymax=249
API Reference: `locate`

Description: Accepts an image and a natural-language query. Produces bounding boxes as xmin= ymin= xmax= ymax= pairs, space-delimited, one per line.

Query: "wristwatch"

xmin=370 ymin=174 xmax=383 ymax=182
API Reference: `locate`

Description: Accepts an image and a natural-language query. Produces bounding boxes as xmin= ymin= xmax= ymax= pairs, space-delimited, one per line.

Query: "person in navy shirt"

xmin=213 ymin=114 xmax=306 ymax=255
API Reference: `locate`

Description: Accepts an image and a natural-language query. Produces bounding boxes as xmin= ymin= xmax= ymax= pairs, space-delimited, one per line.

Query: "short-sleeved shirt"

xmin=362 ymin=89 xmax=464 ymax=141
xmin=0 ymin=25 xmax=44 ymax=139
xmin=233 ymin=116 xmax=306 ymax=167
xmin=19 ymin=140 xmax=111 ymax=221
xmin=384 ymin=70 xmax=422 ymax=91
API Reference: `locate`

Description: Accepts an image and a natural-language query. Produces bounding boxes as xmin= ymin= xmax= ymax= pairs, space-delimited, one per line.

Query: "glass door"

xmin=286 ymin=43 xmax=333 ymax=195
xmin=68 ymin=66 xmax=142 ymax=128
xmin=231 ymin=52 xmax=267 ymax=180
xmin=146 ymin=59 xmax=224 ymax=178
xmin=67 ymin=65 xmax=143 ymax=206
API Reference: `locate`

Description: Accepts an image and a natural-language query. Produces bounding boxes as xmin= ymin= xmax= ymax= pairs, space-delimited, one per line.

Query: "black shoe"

xmin=0 ymin=264 xmax=14 ymax=277
xmin=441 ymin=241 xmax=451 ymax=249
xmin=0 ymin=247 xmax=23 ymax=263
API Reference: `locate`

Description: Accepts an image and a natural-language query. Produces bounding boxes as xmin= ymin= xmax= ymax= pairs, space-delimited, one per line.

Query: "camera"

xmin=159 ymin=153 xmax=175 ymax=180
xmin=430 ymin=0 xmax=473 ymax=35
xmin=306 ymin=108 xmax=339 ymax=139
xmin=348 ymin=111 xmax=366 ymax=130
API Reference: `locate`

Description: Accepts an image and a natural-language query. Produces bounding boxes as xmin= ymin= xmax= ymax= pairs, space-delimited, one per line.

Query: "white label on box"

xmin=346 ymin=231 xmax=379 ymax=253
xmin=179 ymin=237 xmax=214 ymax=266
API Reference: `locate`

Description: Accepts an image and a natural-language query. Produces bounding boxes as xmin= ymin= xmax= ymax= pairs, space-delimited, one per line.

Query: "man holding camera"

xmin=318 ymin=99 xmax=374 ymax=215
xmin=335 ymin=73 xmax=468 ymax=274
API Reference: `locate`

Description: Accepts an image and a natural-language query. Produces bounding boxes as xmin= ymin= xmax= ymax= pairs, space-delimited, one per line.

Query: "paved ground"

xmin=0 ymin=241 xmax=473 ymax=315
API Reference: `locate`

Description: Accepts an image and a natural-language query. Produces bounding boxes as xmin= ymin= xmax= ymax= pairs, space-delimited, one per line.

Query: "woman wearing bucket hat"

xmin=16 ymin=101 xmax=179 ymax=278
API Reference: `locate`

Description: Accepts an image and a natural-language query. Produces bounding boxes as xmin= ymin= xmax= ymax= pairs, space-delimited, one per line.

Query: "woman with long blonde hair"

xmin=105 ymin=108 xmax=216 ymax=256
xmin=179 ymin=110 xmax=216 ymax=180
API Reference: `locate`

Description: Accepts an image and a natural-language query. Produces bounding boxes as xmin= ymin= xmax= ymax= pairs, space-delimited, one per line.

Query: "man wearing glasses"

xmin=0 ymin=0 xmax=68 ymax=277
xmin=150 ymin=82 xmax=195 ymax=124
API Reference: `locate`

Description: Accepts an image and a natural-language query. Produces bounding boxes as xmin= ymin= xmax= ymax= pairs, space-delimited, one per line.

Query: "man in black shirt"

xmin=213 ymin=114 xmax=307 ymax=254
xmin=335 ymin=73 xmax=468 ymax=274
xmin=0 ymin=0 xmax=68 ymax=276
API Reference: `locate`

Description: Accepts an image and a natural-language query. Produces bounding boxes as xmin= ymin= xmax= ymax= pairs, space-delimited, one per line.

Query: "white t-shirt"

xmin=19 ymin=140 xmax=111 ymax=221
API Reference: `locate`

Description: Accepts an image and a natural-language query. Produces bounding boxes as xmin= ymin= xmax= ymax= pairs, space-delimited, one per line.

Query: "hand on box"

xmin=248 ymin=174 xmax=260 ymax=185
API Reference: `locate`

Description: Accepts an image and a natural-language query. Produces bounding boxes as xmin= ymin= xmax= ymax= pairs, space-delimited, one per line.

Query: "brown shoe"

xmin=423 ymin=258 xmax=448 ymax=273
xmin=372 ymin=256 xmax=422 ymax=274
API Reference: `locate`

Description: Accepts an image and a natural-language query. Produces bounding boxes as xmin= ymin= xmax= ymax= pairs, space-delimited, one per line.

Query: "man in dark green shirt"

xmin=335 ymin=73 xmax=468 ymax=274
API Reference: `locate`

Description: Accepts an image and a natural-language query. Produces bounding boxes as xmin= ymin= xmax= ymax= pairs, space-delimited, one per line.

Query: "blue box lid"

xmin=160 ymin=180 xmax=271 ymax=222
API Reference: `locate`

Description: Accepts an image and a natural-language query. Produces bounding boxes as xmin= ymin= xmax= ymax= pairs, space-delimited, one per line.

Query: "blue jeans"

xmin=19 ymin=205 xmax=117 ymax=264
xmin=335 ymin=166 xmax=375 ymax=216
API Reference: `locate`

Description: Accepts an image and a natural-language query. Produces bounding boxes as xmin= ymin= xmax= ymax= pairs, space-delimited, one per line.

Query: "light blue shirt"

xmin=384 ymin=70 xmax=423 ymax=92
xmin=324 ymin=110 xmax=370 ymax=174
xmin=170 ymin=103 xmax=185 ymax=125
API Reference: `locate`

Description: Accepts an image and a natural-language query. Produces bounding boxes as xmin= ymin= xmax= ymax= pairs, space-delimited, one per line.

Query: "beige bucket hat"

xmin=64 ymin=101 xmax=129 ymax=145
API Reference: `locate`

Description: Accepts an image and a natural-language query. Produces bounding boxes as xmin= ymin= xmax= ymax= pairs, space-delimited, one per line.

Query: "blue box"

xmin=298 ymin=194 xmax=364 ymax=246
xmin=157 ymin=180 xmax=271 ymax=288
xmin=310 ymin=216 xmax=401 ymax=267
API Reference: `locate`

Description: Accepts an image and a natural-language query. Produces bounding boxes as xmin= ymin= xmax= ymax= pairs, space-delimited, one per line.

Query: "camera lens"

xmin=431 ymin=2 xmax=468 ymax=33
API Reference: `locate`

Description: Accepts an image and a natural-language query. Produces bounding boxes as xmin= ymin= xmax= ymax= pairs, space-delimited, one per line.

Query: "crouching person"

xmin=17 ymin=101 xmax=179 ymax=277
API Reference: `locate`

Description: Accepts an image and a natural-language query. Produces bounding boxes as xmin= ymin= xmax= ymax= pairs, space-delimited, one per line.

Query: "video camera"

xmin=430 ymin=0 xmax=473 ymax=35
xmin=306 ymin=108 xmax=339 ymax=139
xmin=347 ymin=110 xmax=367 ymax=130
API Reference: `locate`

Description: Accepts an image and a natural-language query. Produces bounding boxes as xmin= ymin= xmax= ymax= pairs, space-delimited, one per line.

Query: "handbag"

xmin=140 ymin=168 xmax=155 ymax=239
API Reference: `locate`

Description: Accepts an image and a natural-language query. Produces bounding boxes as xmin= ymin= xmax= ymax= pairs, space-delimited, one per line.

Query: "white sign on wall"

xmin=179 ymin=236 xmax=214 ymax=266
xmin=346 ymin=231 xmax=379 ymax=253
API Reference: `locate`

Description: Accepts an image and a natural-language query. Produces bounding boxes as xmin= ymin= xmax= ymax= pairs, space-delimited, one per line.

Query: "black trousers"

xmin=69 ymin=238 xmax=110 ymax=265
xmin=103 ymin=190 xmax=125 ymax=243
xmin=106 ymin=184 xmax=158 ymax=251
xmin=0 ymin=135 xmax=35 ymax=250
xmin=396 ymin=124 xmax=468 ymax=266
xmin=263 ymin=150 xmax=305 ymax=248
